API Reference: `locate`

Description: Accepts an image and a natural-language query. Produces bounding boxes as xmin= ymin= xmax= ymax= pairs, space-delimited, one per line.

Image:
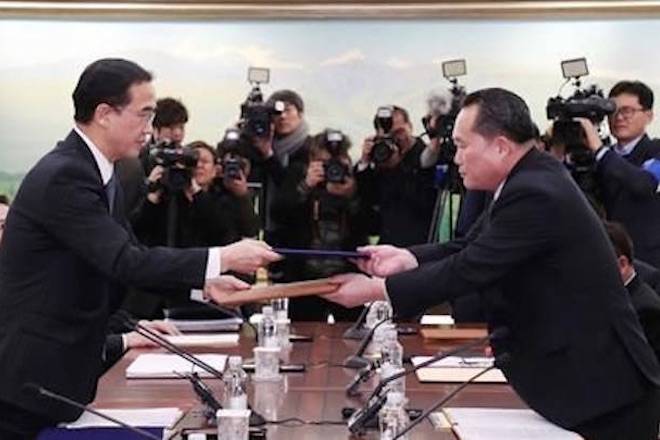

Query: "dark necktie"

xmin=104 ymin=172 xmax=117 ymax=215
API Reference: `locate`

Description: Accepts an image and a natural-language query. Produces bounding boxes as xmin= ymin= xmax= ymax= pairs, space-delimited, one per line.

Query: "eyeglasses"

xmin=613 ymin=106 xmax=647 ymax=119
xmin=113 ymin=106 xmax=156 ymax=124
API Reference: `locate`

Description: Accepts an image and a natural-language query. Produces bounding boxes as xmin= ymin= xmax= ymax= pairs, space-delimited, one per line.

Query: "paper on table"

xmin=166 ymin=317 xmax=242 ymax=332
xmin=420 ymin=315 xmax=455 ymax=326
xmin=126 ymin=353 xmax=227 ymax=379
xmin=411 ymin=356 xmax=507 ymax=383
xmin=442 ymin=408 xmax=582 ymax=440
xmin=65 ymin=407 xmax=183 ymax=429
xmin=163 ymin=333 xmax=239 ymax=347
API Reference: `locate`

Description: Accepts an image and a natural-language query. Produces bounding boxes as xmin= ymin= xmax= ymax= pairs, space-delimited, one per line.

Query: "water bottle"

xmin=258 ymin=306 xmax=278 ymax=348
xmin=222 ymin=356 xmax=248 ymax=410
xmin=379 ymin=392 xmax=409 ymax=440
xmin=366 ymin=301 xmax=393 ymax=329
xmin=369 ymin=322 xmax=395 ymax=356
xmin=380 ymin=328 xmax=403 ymax=369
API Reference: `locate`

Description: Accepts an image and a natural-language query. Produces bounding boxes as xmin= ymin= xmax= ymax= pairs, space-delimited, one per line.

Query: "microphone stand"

xmin=343 ymin=316 xmax=392 ymax=369
xmin=23 ymin=383 xmax=161 ymax=440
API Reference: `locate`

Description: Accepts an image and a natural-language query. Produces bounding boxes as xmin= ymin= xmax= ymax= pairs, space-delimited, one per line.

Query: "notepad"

xmin=126 ymin=353 xmax=227 ymax=379
xmin=163 ymin=333 xmax=239 ymax=347
xmin=64 ymin=407 xmax=183 ymax=429
xmin=420 ymin=314 xmax=455 ymax=326
xmin=441 ymin=408 xmax=581 ymax=440
xmin=166 ymin=317 xmax=243 ymax=332
xmin=411 ymin=356 xmax=507 ymax=383
xmin=420 ymin=328 xmax=488 ymax=340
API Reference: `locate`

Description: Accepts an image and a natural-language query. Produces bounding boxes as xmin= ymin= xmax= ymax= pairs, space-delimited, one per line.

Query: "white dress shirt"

xmin=73 ymin=126 xmax=222 ymax=301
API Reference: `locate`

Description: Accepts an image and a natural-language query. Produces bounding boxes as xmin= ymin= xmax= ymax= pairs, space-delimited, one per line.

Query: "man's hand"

xmin=326 ymin=175 xmax=356 ymax=198
xmin=146 ymin=165 xmax=165 ymax=204
xmin=305 ymin=161 xmax=325 ymax=188
xmin=573 ymin=117 xmax=603 ymax=152
xmin=204 ymin=275 xmax=251 ymax=304
xmin=323 ymin=273 xmax=386 ymax=308
xmin=124 ymin=319 xmax=181 ymax=349
xmin=360 ymin=136 xmax=375 ymax=166
xmin=224 ymin=171 xmax=249 ymax=197
xmin=254 ymin=133 xmax=275 ymax=158
xmin=355 ymin=245 xmax=418 ymax=277
xmin=220 ymin=239 xmax=282 ymax=274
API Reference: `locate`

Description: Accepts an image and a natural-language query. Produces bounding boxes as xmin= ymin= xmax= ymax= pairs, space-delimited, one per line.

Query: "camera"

xmin=546 ymin=58 xmax=615 ymax=165
xmin=238 ymin=67 xmax=284 ymax=139
xmin=422 ymin=59 xmax=467 ymax=164
xmin=323 ymin=130 xmax=350 ymax=184
xmin=146 ymin=139 xmax=199 ymax=192
xmin=370 ymin=106 xmax=398 ymax=164
xmin=218 ymin=128 xmax=247 ymax=181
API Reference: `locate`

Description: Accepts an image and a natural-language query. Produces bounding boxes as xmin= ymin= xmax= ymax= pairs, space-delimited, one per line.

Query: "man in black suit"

xmin=0 ymin=58 xmax=280 ymax=439
xmin=605 ymin=221 xmax=660 ymax=362
xmin=585 ymin=81 xmax=660 ymax=268
xmin=322 ymin=88 xmax=660 ymax=439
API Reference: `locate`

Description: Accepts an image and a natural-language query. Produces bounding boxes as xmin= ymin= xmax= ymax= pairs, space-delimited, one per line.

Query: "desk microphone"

xmin=345 ymin=361 xmax=380 ymax=397
xmin=343 ymin=303 xmax=372 ymax=340
xmin=122 ymin=316 xmax=266 ymax=427
xmin=343 ymin=316 xmax=392 ymax=369
xmin=346 ymin=328 xmax=508 ymax=435
xmin=392 ymin=353 xmax=511 ymax=440
xmin=22 ymin=383 xmax=161 ymax=440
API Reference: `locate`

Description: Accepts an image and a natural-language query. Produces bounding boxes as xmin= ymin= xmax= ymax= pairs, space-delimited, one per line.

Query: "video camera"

xmin=146 ymin=139 xmax=199 ymax=192
xmin=546 ymin=58 xmax=615 ymax=165
xmin=323 ymin=130 xmax=351 ymax=184
xmin=218 ymin=128 xmax=248 ymax=181
xmin=238 ymin=67 xmax=284 ymax=139
xmin=370 ymin=106 xmax=398 ymax=164
xmin=422 ymin=59 xmax=467 ymax=164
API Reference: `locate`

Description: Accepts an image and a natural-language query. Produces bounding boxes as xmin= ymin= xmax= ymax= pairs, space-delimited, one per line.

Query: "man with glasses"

xmin=0 ymin=58 xmax=280 ymax=438
xmin=582 ymin=80 xmax=660 ymax=268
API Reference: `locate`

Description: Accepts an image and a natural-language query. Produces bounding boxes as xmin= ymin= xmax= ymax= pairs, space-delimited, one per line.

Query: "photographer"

xmin=578 ymin=80 xmax=660 ymax=268
xmin=117 ymin=97 xmax=188 ymax=220
xmin=355 ymin=105 xmax=436 ymax=247
xmin=125 ymin=140 xmax=258 ymax=318
xmin=242 ymin=89 xmax=312 ymax=280
xmin=270 ymin=130 xmax=368 ymax=321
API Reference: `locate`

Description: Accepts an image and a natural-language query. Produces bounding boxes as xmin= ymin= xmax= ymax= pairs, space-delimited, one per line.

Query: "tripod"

xmin=427 ymin=162 xmax=463 ymax=244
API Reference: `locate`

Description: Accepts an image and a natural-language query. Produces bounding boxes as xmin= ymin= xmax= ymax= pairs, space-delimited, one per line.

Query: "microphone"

xmin=391 ymin=353 xmax=511 ymax=440
xmin=122 ymin=316 xmax=266 ymax=427
xmin=345 ymin=360 xmax=380 ymax=397
xmin=176 ymin=372 xmax=222 ymax=420
xmin=346 ymin=327 xmax=508 ymax=434
xmin=343 ymin=303 xmax=372 ymax=340
xmin=343 ymin=316 xmax=392 ymax=369
xmin=23 ymin=383 xmax=161 ymax=440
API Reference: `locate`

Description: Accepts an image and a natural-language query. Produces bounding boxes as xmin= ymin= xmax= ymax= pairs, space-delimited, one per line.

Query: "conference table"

xmin=94 ymin=322 xmax=526 ymax=439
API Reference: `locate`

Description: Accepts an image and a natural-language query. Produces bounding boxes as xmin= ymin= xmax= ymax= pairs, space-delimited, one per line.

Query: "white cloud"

xmin=320 ymin=49 xmax=365 ymax=67
xmin=385 ymin=57 xmax=412 ymax=69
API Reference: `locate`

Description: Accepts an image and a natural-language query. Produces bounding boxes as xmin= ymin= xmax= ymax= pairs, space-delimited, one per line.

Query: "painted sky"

xmin=1 ymin=18 xmax=659 ymax=173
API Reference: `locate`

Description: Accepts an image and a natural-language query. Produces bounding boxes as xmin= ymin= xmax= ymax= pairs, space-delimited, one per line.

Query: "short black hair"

xmin=0 ymin=194 xmax=9 ymax=205
xmin=187 ymin=140 xmax=217 ymax=162
xmin=309 ymin=129 xmax=352 ymax=159
xmin=609 ymin=80 xmax=654 ymax=110
xmin=154 ymin=98 xmax=189 ymax=129
xmin=267 ymin=89 xmax=304 ymax=113
xmin=73 ymin=58 xmax=153 ymax=124
xmin=462 ymin=88 xmax=536 ymax=144
xmin=604 ymin=221 xmax=634 ymax=261
xmin=392 ymin=105 xmax=411 ymax=125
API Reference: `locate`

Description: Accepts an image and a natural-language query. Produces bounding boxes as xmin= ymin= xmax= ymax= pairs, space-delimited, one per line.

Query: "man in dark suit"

xmin=585 ymin=81 xmax=660 ymax=268
xmin=605 ymin=221 xmax=660 ymax=362
xmin=323 ymin=88 xmax=660 ymax=439
xmin=0 ymin=58 xmax=280 ymax=439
